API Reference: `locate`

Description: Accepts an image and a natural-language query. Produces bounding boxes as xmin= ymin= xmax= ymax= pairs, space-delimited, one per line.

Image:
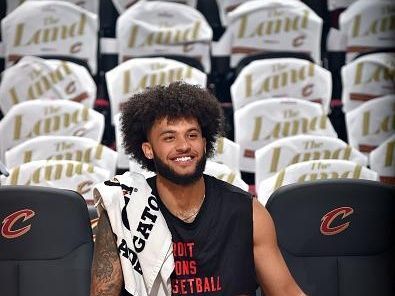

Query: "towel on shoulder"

xmin=94 ymin=172 xmax=174 ymax=296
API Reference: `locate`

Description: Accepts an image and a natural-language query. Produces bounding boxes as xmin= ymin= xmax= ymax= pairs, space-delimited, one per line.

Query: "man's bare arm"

xmin=252 ymin=199 xmax=306 ymax=296
xmin=90 ymin=210 xmax=123 ymax=296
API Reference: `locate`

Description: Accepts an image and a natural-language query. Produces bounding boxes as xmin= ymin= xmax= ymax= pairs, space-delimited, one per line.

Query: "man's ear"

xmin=142 ymin=142 xmax=153 ymax=159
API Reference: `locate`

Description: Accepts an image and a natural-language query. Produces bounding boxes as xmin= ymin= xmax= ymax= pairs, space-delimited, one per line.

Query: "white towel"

xmin=94 ymin=172 xmax=174 ymax=296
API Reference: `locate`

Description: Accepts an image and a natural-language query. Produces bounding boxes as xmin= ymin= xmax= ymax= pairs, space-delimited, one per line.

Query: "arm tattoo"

xmin=90 ymin=212 xmax=123 ymax=296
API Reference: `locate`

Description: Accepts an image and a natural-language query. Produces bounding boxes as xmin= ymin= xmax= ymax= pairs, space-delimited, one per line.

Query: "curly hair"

xmin=120 ymin=82 xmax=224 ymax=172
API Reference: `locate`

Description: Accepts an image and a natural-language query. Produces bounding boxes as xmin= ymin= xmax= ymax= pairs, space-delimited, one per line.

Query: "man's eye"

xmin=164 ymin=136 xmax=174 ymax=141
xmin=188 ymin=133 xmax=198 ymax=139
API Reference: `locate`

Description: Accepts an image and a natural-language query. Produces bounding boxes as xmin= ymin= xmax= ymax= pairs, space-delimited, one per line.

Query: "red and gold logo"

xmin=1 ymin=209 xmax=35 ymax=239
xmin=320 ymin=207 xmax=354 ymax=236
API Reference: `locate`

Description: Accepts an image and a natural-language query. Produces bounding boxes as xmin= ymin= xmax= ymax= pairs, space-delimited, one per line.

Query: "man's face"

xmin=142 ymin=117 xmax=207 ymax=185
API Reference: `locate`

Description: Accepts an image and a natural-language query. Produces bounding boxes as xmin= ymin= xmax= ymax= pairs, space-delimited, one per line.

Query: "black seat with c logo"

xmin=265 ymin=179 xmax=395 ymax=296
xmin=0 ymin=186 xmax=93 ymax=296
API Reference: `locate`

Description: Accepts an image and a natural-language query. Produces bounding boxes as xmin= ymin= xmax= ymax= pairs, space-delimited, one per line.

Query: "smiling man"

xmin=90 ymin=82 xmax=305 ymax=296
xmin=143 ymin=116 xmax=207 ymax=187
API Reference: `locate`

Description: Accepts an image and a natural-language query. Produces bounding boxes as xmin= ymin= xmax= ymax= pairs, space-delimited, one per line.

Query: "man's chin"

xmin=153 ymin=154 xmax=207 ymax=185
xmin=166 ymin=173 xmax=202 ymax=185
xmin=159 ymin=167 xmax=203 ymax=185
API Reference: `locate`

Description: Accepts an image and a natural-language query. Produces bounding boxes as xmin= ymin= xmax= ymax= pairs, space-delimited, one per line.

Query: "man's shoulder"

xmin=204 ymin=174 xmax=252 ymax=199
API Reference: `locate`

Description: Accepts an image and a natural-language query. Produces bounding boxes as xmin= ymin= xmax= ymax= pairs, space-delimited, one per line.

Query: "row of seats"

xmin=1 ymin=180 xmax=394 ymax=296
xmin=0 ymin=51 xmax=392 ymax=139
xmin=1 ymin=93 xmax=392 ymax=184
xmin=3 ymin=1 xmax=393 ymax=122
xmin=0 ymin=0 xmax=393 ymax=139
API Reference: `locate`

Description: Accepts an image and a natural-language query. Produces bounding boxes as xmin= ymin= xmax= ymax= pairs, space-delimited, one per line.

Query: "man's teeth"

xmin=175 ymin=156 xmax=192 ymax=162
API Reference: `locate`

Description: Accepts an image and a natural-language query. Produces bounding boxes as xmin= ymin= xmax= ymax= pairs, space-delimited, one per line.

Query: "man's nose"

xmin=175 ymin=137 xmax=191 ymax=151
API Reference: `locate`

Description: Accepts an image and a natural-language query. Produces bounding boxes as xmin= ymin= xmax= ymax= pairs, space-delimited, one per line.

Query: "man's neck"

xmin=156 ymin=175 xmax=205 ymax=212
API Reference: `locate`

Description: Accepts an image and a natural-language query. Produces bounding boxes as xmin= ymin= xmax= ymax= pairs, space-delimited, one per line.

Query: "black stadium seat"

xmin=0 ymin=186 xmax=93 ymax=296
xmin=266 ymin=179 xmax=395 ymax=296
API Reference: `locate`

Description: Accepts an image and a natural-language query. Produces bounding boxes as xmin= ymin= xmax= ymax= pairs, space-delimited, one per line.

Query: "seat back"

xmin=211 ymin=136 xmax=241 ymax=171
xmin=234 ymin=98 xmax=337 ymax=172
xmin=257 ymin=159 xmax=378 ymax=205
xmin=339 ymin=0 xmax=395 ymax=63
xmin=346 ymin=94 xmax=395 ymax=154
xmin=265 ymin=179 xmax=395 ymax=296
xmin=0 ymin=56 xmax=96 ymax=114
xmin=116 ymin=1 xmax=213 ymax=72
xmin=3 ymin=160 xmax=111 ymax=204
xmin=0 ymin=100 xmax=105 ymax=162
xmin=255 ymin=134 xmax=367 ymax=186
xmin=1 ymin=1 xmax=98 ymax=74
xmin=0 ymin=186 xmax=93 ymax=296
xmin=226 ymin=0 xmax=322 ymax=68
xmin=369 ymin=134 xmax=395 ymax=185
xmin=204 ymin=160 xmax=248 ymax=191
xmin=105 ymin=57 xmax=207 ymax=124
xmin=341 ymin=52 xmax=395 ymax=113
xmin=231 ymin=58 xmax=332 ymax=113
xmin=5 ymin=135 xmax=117 ymax=176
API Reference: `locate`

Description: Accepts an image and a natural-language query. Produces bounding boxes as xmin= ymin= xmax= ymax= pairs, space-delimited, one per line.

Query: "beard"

xmin=152 ymin=152 xmax=207 ymax=185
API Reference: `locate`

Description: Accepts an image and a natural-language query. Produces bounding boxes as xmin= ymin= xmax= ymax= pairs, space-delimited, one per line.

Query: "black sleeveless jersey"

xmin=147 ymin=175 xmax=258 ymax=296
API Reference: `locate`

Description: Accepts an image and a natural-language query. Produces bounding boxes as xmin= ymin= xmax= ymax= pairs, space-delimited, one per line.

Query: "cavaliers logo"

xmin=1 ymin=209 xmax=35 ymax=239
xmin=320 ymin=207 xmax=354 ymax=236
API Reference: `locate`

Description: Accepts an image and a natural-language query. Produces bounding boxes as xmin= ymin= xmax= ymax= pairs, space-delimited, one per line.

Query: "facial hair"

xmin=152 ymin=152 xmax=207 ymax=185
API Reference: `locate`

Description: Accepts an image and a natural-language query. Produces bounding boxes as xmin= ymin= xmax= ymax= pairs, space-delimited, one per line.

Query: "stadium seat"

xmin=211 ymin=136 xmax=241 ymax=171
xmin=116 ymin=1 xmax=213 ymax=72
xmin=106 ymin=57 xmax=207 ymax=124
xmin=204 ymin=160 xmax=248 ymax=191
xmin=234 ymin=98 xmax=337 ymax=172
xmin=339 ymin=0 xmax=395 ymax=63
xmin=2 ymin=160 xmax=111 ymax=204
xmin=0 ymin=186 xmax=93 ymax=296
xmin=0 ymin=100 xmax=105 ymax=163
xmin=0 ymin=56 xmax=97 ymax=114
xmin=255 ymin=134 xmax=367 ymax=186
xmin=1 ymin=1 xmax=99 ymax=74
xmin=231 ymin=57 xmax=332 ymax=113
xmin=225 ymin=0 xmax=323 ymax=68
xmin=5 ymin=135 xmax=118 ymax=176
xmin=345 ymin=94 xmax=395 ymax=154
xmin=369 ymin=134 xmax=395 ymax=185
xmin=341 ymin=52 xmax=395 ymax=113
xmin=257 ymin=159 xmax=378 ymax=205
xmin=218 ymin=51 xmax=316 ymax=115
xmin=265 ymin=179 xmax=395 ymax=296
